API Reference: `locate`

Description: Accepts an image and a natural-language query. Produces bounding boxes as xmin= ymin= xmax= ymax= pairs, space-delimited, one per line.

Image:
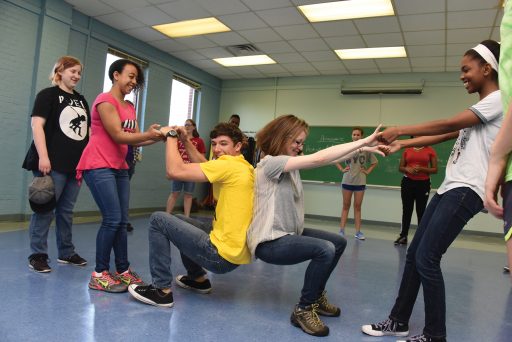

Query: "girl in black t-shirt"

xmin=22 ymin=56 xmax=90 ymax=273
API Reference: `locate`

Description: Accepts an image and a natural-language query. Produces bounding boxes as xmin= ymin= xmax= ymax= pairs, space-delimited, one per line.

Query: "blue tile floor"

xmin=0 ymin=214 xmax=510 ymax=342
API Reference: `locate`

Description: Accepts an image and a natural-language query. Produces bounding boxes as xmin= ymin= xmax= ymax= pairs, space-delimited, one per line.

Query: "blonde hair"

xmin=256 ymin=115 xmax=309 ymax=156
xmin=49 ymin=56 xmax=83 ymax=86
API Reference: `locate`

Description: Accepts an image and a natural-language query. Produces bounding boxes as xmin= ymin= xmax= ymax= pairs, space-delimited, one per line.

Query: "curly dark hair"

xmin=210 ymin=122 xmax=244 ymax=145
xmin=108 ymin=59 xmax=145 ymax=90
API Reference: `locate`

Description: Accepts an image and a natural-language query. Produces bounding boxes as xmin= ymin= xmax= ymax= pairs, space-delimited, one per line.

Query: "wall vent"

xmin=225 ymin=44 xmax=261 ymax=56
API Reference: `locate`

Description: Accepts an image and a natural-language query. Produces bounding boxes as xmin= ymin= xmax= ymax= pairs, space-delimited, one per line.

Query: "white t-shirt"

xmin=437 ymin=90 xmax=503 ymax=200
xmin=246 ymin=155 xmax=304 ymax=257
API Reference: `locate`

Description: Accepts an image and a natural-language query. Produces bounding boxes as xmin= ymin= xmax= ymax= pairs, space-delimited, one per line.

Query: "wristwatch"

xmin=166 ymin=129 xmax=178 ymax=139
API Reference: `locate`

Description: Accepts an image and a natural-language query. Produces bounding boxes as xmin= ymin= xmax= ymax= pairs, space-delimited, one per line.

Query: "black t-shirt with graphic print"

xmin=22 ymin=86 xmax=90 ymax=173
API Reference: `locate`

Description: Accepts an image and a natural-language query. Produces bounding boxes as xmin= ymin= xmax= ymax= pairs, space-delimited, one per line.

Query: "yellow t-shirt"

xmin=200 ymin=155 xmax=254 ymax=264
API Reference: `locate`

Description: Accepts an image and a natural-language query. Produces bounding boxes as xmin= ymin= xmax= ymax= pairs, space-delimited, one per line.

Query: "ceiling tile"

xmin=175 ymin=36 xmax=218 ymax=49
xmin=446 ymin=55 xmax=463 ymax=68
xmin=256 ymin=41 xmax=296 ymax=53
xmin=65 ymin=0 xmax=115 ymax=16
xmin=447 ymin=0 xmax=499 ymax=11
xmin=353 ymin=16 xmax=401 ymax=34
xmin=288 ymin=38 xmax=330 ymax=52
xmin=346 ymin=67 xmax=380 ymax=74
xmin=412 ymin=66 xmax=444 ymax=72
xmin=447 ymin=9 xmax=498 ymax=29
xmin=404 ymin=30 xmax=445 ymax=45
xmin=124 ymin=6 xmax=175 ymax=25
xmin=218 ymin=12 xmax=269 ymax=30
xmin=95 ymin=12 xmax=145 ymax=30
xmin=101 ymin=0 xmax=150 ymax=11
xmin=205 ymin=32 xmax=248 ymax=46
xmin=273 ymin=24 xmax=319 ymax=40
xmin=188 ymin=59 xmax=221 ymax=69
xmin=380 ymin=66 xmax=412 ymax=73
xmin=310 ymin=61 xmax=347 ymax=72
xmin=192 ymin=0 xmax=250 ymax=16
xmin=282 ymin=62 xmax=317 ymax=72
xmin=324 ymin=36 xmax=366 ymax=50
xmin=447 ymin=28 xmax=493 ymax=43
xmin=270 ymin=53 xmax=307 ymax=63
xmin=446 ymin=43 xmax=474 ymax=56
xmin=399 ymin=13 xmax=445 ymax=31
xmin=363 ymin=33 xmax=404 ymax=47
xmin=312 ymin=21 xmax=359 ymax=37
xmin=341 ymin=59 xmax=378 ymax=70
xmin=123 ymin=27 xmax=169 ymax=42
xmin=394 ymin=0 xmax=445 ymax=15
xmin=253 ymin=64 xmax=289 ymax=73
xmin=148 ymin=39 xmax=189 ymax=52
xmin=374 ymin=58 xmax=411 ymax=68
xmin=301 ymin=50 xmax=338 ymax=62
xmin=407 ymin=44 xmax=445 ymax=57
xmin=170 ymin=50 xmax=207 ymax=61
xmin=238 ymin=28 xmax=282 ymax=43
xmin=410 ymin=56 xmax=445 ymax=67
xmin=196 ymin=47 xmax=232 ymax=59
xmin=157 ymin=0 xmax=212 ymax=20
xmin=241 ymin=0 xmax=292 ymax=11
xmin=256 ymin=7 xmax=308 ymax=26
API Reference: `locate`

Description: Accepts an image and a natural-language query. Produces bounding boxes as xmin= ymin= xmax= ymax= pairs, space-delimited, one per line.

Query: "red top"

xmin=402 ymin=146 xmax=437 ymax=181
xmin=178 ymin=137 xmax=206 ymax=163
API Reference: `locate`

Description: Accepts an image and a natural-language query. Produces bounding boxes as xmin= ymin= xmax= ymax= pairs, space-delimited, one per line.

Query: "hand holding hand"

xmin=146 ymin=124 xmax=163 ymax=141
xmin=377 ymin=126 xmax=399 ymax=145
xmin=366 ymin=144 xmax=390 ymax=157
xmin=365 ymin=124 xmax=383 ymax=146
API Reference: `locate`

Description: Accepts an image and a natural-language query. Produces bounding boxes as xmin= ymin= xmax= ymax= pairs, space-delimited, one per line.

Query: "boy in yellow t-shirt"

xmin=129 ymin=123 xmax=254 ymax=308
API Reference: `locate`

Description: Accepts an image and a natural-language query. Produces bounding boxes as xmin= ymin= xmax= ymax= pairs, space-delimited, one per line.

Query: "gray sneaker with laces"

xmin=290 ymin=303 xmax=329 ymax=337
xmin=361 ymin=318 xmax=409 ymax=337
xmin=315 ymin=291 xmax=340 ymax=317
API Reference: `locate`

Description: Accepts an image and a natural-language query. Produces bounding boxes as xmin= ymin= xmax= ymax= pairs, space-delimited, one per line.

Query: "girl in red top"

xmin=166 ymin=119 xmax=206 ymax=216
xmin=395 ymin=145 xmax=438 ymax=245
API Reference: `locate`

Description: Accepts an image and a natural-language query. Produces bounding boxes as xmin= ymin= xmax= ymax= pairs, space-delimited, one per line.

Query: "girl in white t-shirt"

xmin=362 ymin=40 xmax=502 ymax=342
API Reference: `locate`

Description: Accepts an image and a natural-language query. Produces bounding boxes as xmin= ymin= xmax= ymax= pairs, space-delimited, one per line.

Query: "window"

xmin=169 ymin=75 xmax=200 ymax=126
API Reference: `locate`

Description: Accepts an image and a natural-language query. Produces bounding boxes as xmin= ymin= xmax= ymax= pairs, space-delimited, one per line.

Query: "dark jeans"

xmin=83 ymin=168 xmax=130 ymax=273
xmin=389 ymin=187 xmax=483 ymax=338
xmin=400 ymin=177 xmax=431 ymax=238
xmin=149 ymin=212 xmax=239 ymax=289
xmin=255 ymin=228 xmax=347 ymax=306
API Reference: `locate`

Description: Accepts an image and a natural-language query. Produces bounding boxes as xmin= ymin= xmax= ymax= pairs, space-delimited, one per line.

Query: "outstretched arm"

xmin=284 ymin=125 xmax=384 ymax=172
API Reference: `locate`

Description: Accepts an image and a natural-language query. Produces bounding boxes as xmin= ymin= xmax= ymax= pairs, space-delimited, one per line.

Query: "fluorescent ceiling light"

xmin=153 ymin=17 xmax=230 ymax=38
xmin=335 ymin=46 xmax=407 ymax=59
xmin=298 ymin=0 xmax=394 ymax=22
xmin=213 ymin=55 xmax=276 ymax=67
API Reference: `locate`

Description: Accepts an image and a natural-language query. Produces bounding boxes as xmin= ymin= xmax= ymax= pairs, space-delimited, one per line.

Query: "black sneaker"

xmin=315 ymin=291 xmax=341 ymax=317
xmin=397 ymin=334 xmax=446 ymax=342
xmin=28 ymin=253 xmax=51 ymax=273
xmin=126 ymin=222 xmax=134 ymax=232
xmin=175 ymin=275 xmax=212 ymax=294
xmin=57 ymin=253 xmax=87 ymax=266
xmin=394 ymin=236 xmax=408 ymax=245
xmin=362 ymin=318 xmax=409 ymax=337
xmin=290 ymin=303 xmax=329 ymax=337
xmin=128 ymin=284 xmax=174 ymax=308
xmin=504 ymin=266 xmax=510 ymax=273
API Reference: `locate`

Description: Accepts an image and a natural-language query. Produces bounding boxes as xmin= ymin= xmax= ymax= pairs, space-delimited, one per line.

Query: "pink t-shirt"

xmin=178 ymin=137 xmax=206 ymax=163
xmin=76 ymin=93 xmax=136 ymax=178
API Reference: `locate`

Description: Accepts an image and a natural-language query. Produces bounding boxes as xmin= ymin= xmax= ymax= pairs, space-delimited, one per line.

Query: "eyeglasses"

xmin=293 ymin=140 xmax=305 ymax=147
xmin=184 ymin=123 xmax=193 ymax=127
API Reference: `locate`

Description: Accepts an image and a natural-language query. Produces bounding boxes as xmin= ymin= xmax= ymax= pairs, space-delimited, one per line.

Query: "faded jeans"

xmin=149 ymin=212 xmax=238 ymax=289
xmin=29 ymin=170 xmax=80 ymax=259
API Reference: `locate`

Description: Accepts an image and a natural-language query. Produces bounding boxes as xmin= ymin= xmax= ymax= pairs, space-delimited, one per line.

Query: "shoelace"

xmin=408 ymin=335 xmax=428 ymax=342
xmin=123 ymin=270 xmax=142 ymax=282
xmin=374 ymin=318 xmax=395 ymax=331
xmin=301 ymin=304 xmax=323 ymax=327
xmin=100 ymin=272 xmax=120 ymax=285
xmin=317 ymin=292 xmax=336 ymax=311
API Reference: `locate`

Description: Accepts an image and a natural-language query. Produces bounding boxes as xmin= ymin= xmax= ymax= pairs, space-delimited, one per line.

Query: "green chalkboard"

xmin=299 ymin=126 xmax=454 ymax=188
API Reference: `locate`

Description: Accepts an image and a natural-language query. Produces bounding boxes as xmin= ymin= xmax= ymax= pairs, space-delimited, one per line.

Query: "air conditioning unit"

xmin=341 ymin=81 xmax=424 ymax=95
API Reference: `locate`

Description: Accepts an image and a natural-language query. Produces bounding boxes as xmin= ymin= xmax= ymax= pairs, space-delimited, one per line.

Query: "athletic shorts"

xmin=171 ymin=180 xmax=195 ymax=194
xmin=502 ymin=180 xmax=512 ymax=242
xmin=341 ymin=184 xmax=366 ymax=192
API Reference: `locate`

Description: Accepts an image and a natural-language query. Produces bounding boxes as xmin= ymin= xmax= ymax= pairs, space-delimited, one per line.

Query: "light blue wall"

xmin=219 ymin=75 xmax=502 ymax=234
xmin=2 ymin=0 xmax=222 ymax=219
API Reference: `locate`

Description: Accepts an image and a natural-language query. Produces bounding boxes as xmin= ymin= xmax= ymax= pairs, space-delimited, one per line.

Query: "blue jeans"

xmin=28 ymin=170 xmax=80 ymax=259
xmin=171 ymin=180 xmax=195 ymax=194
xmin=83 ymin=168 xmax=130 ymax=273
xmin=148 ymin=212 xmax=238 ymax=289
xmin=255 ymin=228 xmax=347 ymax=306
xmin=389 ymin=187 xmax=483 ymax=338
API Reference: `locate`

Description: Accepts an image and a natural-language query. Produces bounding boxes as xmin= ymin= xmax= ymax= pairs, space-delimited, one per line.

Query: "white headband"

xmin=471 ymin=44 xmax=498 ymax=71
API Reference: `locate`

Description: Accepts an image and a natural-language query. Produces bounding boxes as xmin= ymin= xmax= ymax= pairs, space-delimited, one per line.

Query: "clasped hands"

xmin=365 ymin=125 xmax=402 ymax=157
